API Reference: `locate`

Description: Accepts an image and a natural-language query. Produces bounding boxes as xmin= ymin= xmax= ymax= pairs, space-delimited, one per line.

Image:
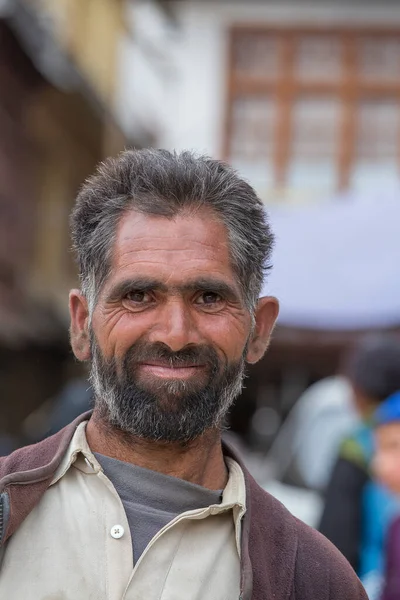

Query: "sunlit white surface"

xmin=262 ymin=189 xmax=400 ymax=330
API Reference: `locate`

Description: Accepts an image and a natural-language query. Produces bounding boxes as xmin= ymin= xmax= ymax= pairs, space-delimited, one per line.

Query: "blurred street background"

xmin=1 ymin=1 xmax=400 ymax=593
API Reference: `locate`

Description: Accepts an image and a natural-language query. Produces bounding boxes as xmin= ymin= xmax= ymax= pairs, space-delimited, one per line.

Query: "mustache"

xmin=123 ymin=341 xmax=221 ymax=371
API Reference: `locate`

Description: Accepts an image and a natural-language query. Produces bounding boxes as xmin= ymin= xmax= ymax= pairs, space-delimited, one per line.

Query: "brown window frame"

xmin=224 ymin=26 xmax=400 ymax=191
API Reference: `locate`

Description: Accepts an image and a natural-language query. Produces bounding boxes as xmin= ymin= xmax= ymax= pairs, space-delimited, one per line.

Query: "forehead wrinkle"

xmin=113 ymin=245 xmax=229 ymax=275
xmin=112 ymin=211 xmax=232 ymax=270
xmin=115 ymin=245 xmax=232 ymax=274
xmin=117 ymin=240 xmax=227 ymax=257
xmin=115 ymin=227 xmax=230 ymax=251
xmin=109 ymin=247 xmax=242 ymax=301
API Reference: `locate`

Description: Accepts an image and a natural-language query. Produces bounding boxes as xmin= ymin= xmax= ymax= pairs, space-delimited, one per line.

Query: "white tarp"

xmin=262 ymin=189 xmax=400 ymax=330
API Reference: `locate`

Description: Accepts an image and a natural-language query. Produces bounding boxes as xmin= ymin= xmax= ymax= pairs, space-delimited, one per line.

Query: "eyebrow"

xmin=106 ymin=277 xmax=241 ymax=303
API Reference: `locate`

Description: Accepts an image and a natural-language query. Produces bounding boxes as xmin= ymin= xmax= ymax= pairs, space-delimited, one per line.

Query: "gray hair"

xmin=70 ymin=148 xmax=274 ymax=313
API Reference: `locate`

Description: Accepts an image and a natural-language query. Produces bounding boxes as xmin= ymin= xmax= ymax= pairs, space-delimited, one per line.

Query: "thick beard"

xmin=89 ymin=334 xmax=246 ymax=444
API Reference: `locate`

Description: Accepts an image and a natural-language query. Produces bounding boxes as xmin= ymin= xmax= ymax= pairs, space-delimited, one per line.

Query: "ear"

xmin=246 ymin=296 xmax=279 ymax=364
xmin=69 ymin=289 xmax=91 ymax=361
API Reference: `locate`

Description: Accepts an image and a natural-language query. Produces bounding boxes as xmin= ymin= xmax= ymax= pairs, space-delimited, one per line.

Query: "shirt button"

xmin=110 ymin=525 xmax=125 ymax=539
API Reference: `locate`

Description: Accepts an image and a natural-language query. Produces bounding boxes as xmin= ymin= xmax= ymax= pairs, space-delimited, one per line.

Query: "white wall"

xmin=114 ymin=0 xmax=178 ymax=146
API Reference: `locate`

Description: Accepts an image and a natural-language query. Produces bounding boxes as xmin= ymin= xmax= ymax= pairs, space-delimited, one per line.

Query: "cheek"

xmin=375 ymin=452 xmax=400 ymax=491
xmin=92 ymin=310 xmax=147 ymax=358
xmin=202 ymin=317 xmax=249 ymax=360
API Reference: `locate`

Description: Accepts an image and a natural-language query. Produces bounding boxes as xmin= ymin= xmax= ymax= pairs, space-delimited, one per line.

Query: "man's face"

xmin=70 ymin=209 xmax=278 ymax=442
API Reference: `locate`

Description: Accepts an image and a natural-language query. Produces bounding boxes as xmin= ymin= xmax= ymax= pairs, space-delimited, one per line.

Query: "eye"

xmin=126 ymin=290 xmax=153 ymax=304
xmin=195 ymin=292 xmax=223 ymax=306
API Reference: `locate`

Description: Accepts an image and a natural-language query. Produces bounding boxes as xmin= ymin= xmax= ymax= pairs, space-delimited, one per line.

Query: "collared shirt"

xmin=94 ymin=451 xmax=224 ymax=564
xmin=0 ymin=421 xmax=246 ymax=600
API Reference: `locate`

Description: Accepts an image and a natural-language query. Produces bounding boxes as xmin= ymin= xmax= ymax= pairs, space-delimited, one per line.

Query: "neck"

xmin=86 ymin=410 xmax=228 ymax=490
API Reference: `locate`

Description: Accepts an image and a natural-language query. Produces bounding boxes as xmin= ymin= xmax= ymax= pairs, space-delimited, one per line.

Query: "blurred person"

xmin=0 ymin=419 xmax=18 ymax=456
xmin=20 ymin=363 xmax=92 ymax=445
xmin=0 ymin=150 xmax=366 ymax=599
xmin=374 ymin=391 xmax=400 ymax=600
xmin=45 ymin=360 xmax=92 ymax=438
xmin=0 ymin=433 xmax=17 ymax=456
xmin=272 ymin=374 xmax=358 ymax=492
xmin=319 ymin=336 xmax=400 ymax=596
xmin=45 ymin=377 xmax=92 ymax=438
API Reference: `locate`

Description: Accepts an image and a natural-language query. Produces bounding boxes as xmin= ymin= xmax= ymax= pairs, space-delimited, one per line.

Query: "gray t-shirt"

xmin=95 ymin=453 xmax=223 ymax=564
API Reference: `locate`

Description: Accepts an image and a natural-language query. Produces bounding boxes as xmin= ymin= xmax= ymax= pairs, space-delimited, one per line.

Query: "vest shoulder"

xmin=247 ymin=480 xmax=367 ymax=599
xmin=293 ymin=518 xmax=367 ymax=599
xmin=0 ymin=413 xmax=89 ymax=488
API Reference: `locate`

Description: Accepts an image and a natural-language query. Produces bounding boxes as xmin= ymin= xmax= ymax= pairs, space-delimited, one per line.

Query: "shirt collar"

xmin=222 ymin=457 xmax=246 ymax=511
xmin=221 ymin=457 xmax=247 ymax=555
xmin=50 ymin=422 xmax=246 ymax=517
xmin=50 ymin=421 xmax=100 ymax=485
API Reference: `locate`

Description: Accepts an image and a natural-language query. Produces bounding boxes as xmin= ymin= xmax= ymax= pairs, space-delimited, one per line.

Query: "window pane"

xmin=294 ymin=35 xmax=343 ymax=80
xmin=358 ymin=37 xmax=400 ymax=80
xmin=355 ymin=99 xmax=399 ymax=159
xmin=291 ymin=97 xmax=340 ymax=158
xmin=229 ymin=96 xmax=276 ymax=160
xmin=352 ymin=99 xmax=400 ymax=191
xmin=233 ymin=33 xmax=280 ymax=78
xmin=229 ymin=96 xmax=276 ymax=189
xmin=287 ymin=97 xmax=340 ymax=190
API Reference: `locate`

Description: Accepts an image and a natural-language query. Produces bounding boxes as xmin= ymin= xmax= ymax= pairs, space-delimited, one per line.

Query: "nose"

xmin=147 ymin=298 xmax=201 ymax=352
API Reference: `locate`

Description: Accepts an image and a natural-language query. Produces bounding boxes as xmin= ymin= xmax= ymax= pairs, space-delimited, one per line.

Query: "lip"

xmin=138 ymin=363 xmax=205 ymax=379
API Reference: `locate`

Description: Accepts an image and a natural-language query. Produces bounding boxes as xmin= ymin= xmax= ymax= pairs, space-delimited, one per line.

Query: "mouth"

xmin=138 ymin=362 xmax=206 ymax=380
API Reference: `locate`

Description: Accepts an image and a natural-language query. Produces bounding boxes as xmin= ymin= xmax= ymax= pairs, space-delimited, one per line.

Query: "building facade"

xmin=161 ymin=1 xmax=400 ymax=204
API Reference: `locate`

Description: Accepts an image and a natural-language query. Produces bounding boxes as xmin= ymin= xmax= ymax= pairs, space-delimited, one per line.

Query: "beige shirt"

xmin=0 ymin=422 xmax=246 ymax=600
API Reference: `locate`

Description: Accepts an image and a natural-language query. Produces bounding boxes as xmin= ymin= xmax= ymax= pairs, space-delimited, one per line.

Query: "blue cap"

xmin=375 ymin=390 xmax=400 ymax=426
